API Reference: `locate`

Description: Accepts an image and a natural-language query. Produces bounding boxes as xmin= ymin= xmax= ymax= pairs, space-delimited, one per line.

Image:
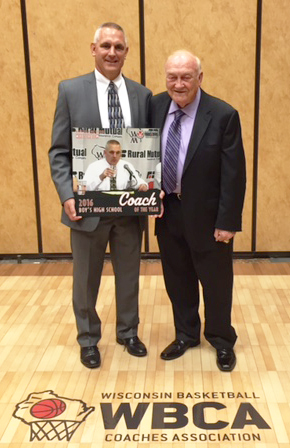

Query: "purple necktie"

xmin=163 ymin=109 xmax=185 ymax=194
xmin=108 ymin=82 xmax=124 ymax=129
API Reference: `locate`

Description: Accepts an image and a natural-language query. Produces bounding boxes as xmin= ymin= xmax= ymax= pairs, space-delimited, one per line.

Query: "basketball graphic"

xmin=30 ymin=399 xmax=66 ymax=419
xmin=13 ymin=390 xmax=95 ymax=441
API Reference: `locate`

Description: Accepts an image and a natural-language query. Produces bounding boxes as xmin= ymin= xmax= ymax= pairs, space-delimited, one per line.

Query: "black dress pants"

xmin=156 ymin=196 xmax=237 ymax=350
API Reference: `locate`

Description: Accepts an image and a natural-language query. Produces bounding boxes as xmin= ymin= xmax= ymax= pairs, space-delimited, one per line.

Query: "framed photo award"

xmin=72 ymin=128 xmax=161 ymax=216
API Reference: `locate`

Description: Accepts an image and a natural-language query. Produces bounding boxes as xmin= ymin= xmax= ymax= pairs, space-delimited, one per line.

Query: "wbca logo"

xmin=13 ymin=390 xmax=95 ymax=441
xmin=91 ymin=144 xmax=106 ymax=160
xmin=126 ymin=129 xmax=144 ymax=143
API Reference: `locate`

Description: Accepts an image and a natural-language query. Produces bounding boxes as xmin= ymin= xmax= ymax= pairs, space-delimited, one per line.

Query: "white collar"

xmin=94 ymin=69 xmax=123 ymax=91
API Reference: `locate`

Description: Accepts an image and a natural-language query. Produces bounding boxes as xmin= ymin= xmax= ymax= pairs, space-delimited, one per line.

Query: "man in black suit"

xmin=150 ymin=50 xmax=246 ymax=371
xmin=49 ymin=23 xmax=151 ymax=368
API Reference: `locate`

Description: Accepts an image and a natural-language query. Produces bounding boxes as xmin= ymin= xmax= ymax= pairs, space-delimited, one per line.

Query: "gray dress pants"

xmin=71 ymin=216 xmax=142 ymax=347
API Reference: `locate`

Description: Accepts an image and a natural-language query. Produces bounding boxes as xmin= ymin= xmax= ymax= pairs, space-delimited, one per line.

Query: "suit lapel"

xmin=183 ymin=90 xmax=212 ymax=174
xmin=157 ymin=94 xmax=172 ymax=130
xmin=83 ymin=72 xmax=102 ymax=126
xmin=124 ymin=77 xmax=139 ymax=127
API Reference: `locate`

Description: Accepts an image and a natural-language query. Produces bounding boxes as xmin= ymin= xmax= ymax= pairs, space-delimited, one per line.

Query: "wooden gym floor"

xmin=1 ymin=259 xmax=290 ymax=447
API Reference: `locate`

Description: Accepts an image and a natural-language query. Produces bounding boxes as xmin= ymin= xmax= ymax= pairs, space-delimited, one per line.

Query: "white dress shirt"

xmin=83 ymin=158 xmax=147 ymax=191
xmin=94 ymin=69 xmax=131 ymax=128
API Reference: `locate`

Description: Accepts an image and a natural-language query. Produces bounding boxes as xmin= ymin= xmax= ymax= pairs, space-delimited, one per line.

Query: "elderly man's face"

xmin=166 ymin=54 xmax=203 ymax=108
xmin=104 ymin=144 xmax=122 ymax=165
xmin=90 ymin=27 xmax=128 ymax=80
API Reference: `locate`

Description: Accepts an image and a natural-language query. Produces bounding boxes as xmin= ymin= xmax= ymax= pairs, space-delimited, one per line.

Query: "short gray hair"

xmin=105 ymin=139 xmax=121 ymax=150
xmin=93 ymin=22 xmax=128 ymax=46
xmin=166 ymin=50 xmax=202 ymax=76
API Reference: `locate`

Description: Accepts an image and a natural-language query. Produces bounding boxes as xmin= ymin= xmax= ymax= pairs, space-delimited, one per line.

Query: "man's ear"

xmin=90 ymin=43 xmax=96 ymax=56
xmin=199 ymin=72 xmax=204 ymax=84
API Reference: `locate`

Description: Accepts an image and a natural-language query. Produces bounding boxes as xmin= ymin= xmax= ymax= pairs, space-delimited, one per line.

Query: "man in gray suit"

xmin=49 ymin=23 xmax=151 ymax=368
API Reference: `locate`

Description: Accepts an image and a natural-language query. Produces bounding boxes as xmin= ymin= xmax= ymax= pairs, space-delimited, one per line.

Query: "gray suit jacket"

xmin=49 ymin=72 xmax=152 ymax=231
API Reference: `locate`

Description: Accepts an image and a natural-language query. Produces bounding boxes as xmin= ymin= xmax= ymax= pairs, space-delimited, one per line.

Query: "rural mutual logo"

xmin=13 ymin=390 xmax=95 ymax=441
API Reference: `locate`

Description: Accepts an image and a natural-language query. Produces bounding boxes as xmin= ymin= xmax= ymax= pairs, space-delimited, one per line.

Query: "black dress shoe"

xmin=160 ymin=339 xmax=200 ymax=360
xmin=80 ymin=346 xmax=100 ymax=369
xmin=216 ymin=348 xmax=236 ymax=371
xmin=117 ymin=336 xmax=147 ymax=357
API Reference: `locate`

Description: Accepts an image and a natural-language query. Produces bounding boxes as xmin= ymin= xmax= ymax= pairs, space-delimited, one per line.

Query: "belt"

xmin=169 ymin=193 xmax=182 ymax=200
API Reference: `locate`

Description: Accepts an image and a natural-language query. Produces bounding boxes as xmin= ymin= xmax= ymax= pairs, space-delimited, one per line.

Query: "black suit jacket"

xmin=49 ymin=71 xmax=152 ymax=231
xmin=150 ymin=89 xmax=246 ymax=251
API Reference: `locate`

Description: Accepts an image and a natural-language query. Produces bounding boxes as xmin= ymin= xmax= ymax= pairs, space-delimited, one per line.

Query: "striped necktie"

xmin=110 ymin=166 xmax=117 ymax=190
xmin=163 ymin=109 xmax=185 ymax=194
xmin=108 ymin=81 xmax=124 ymax=129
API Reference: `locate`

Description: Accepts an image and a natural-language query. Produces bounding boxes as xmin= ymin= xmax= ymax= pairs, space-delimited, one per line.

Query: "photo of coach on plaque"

xmin=72 ymin=128 xmax=161 ymax=217
xmin=84 ymin=139 xmax=148 ymax=192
